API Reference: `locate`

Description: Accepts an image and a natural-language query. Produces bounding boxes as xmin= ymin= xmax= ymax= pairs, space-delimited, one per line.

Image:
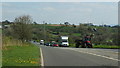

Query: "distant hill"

xmin=32 ymin=23 xmax=118 ymax=46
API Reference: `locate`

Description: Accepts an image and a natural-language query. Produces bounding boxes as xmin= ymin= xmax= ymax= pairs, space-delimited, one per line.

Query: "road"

xmin=39 ymin=45 xmax=119 ymax=67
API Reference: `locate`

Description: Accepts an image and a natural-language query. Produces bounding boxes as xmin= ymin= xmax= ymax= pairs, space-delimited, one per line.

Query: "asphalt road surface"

xmin=39 ymin=45 xmax=119 ymax=66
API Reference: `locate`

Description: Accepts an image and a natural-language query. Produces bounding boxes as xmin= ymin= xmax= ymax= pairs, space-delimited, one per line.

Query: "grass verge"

xmin=2 ymin=44 xmax=40 ymax=66
xmin=69 ymin=44 xmax=120 ymax=49
xmin=93 ymin=45 xmax=120 ymax=49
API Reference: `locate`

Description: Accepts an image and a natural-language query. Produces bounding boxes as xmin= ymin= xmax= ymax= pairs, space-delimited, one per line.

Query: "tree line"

xmin=2 ymin=15 xmax=119 ymax=46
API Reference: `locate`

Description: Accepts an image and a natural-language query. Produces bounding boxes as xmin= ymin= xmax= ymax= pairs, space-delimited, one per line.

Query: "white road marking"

xmin=58 ymin=48 xmax=119 ymax=61
xmin=73 ymin=50 xmax=120 ymax=61
xmin=40 ymin=47 xmax=44 ymax=67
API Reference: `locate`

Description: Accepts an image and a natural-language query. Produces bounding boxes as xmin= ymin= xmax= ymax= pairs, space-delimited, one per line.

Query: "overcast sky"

xmin=2 ymin=2 xmax=118 ymax=25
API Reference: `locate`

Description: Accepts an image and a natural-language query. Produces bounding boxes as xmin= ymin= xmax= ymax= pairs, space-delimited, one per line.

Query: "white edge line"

xmin=40 ymin=47 xmax=44 ymax=67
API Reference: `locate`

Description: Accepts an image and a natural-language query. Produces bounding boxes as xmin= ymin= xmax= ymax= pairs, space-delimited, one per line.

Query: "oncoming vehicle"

xmin=50 ymin=41 xmax=59 ymax=47
xmin=59 ymin=36 xmax=69 ymax=47
xmin=75 ymin=34 xmax=94 ymax=48
xmin=84 ymin=34 xmax=94 ymax=48
xmin=40 ymin=40 xmax=44 ymax=45
xmin=45 ymin=43 xmax=51 ymax=46
xmin=52 ymin=43 xmax=59 ymax=47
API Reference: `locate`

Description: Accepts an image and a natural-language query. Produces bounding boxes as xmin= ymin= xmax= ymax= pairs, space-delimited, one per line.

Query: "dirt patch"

xmin=49 ymin=24 xmax=62 ymax=26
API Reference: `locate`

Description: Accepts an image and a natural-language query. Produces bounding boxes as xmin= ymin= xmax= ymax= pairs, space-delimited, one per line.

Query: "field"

xmin=2 ymin=44 xmax=40 ymax=67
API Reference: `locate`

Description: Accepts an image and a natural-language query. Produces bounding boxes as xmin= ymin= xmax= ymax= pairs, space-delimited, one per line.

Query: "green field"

xmin=72 ymin=33 xmax=81 ymax=36
xmin=2 ymin=45 xmax=40 ymax=66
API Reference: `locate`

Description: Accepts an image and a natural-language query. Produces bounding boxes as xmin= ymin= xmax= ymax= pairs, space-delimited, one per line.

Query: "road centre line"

xmin=73 ymin=50 xmax=120 ymax=61
xmin=59 ymin=48 xmax=119 ymax=61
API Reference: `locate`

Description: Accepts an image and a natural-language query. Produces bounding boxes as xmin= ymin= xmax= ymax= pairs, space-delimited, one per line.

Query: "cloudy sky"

xmin=2 ymin=2 xmax=118 ymax=25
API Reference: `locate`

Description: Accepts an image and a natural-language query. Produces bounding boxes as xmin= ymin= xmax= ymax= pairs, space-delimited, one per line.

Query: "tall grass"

xmin=2 ymin=36 xmax=31 ymax=50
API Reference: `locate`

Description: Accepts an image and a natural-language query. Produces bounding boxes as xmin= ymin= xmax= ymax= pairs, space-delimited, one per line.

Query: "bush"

xmin=69 ymin=44 xmax=75 ymax=47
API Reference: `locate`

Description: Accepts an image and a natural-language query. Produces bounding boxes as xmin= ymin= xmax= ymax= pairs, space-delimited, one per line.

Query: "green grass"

xmin=69 ymin=44 xmax=75 ymax=47
xmin=93 ymin=45 xmax=120 ymax=49
xmin=69 ymin=44 xmax=120 ymax=49
xmin=2 ymin=44 xmax=40 ymax=66
xmin=72 ymin=33 xmax=81 ymax=36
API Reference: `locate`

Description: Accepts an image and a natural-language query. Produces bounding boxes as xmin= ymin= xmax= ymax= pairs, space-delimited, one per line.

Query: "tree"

xmin=2 ymin=20 xmax=11 ymax=25
xmin=64 ymin=22 xmax=69 ymax=26
xmin=33 ymin=22 xmax=37 ymax=24
xmin=77 ymin=24 xmax=88 ymax=37
xmin=11 ymin=15 xmax=33 ymax=42
xmin=72 ymin=24 xmax=76 ymax=28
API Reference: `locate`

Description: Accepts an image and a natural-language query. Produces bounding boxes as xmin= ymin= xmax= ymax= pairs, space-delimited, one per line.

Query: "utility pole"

xmin=43 ymin=21 xmax=46 ymax=43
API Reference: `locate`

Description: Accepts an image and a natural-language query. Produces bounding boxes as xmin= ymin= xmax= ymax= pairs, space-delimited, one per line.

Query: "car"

xmin=40 ymin=40 xmax=44 ymax=45
xmin=50 ymin=43 xmax=53 ymax=46
xmin=45 ymin=43 xmax=51 ymax=46
xmin=52 ymin=43 xmax=59 ymax=47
